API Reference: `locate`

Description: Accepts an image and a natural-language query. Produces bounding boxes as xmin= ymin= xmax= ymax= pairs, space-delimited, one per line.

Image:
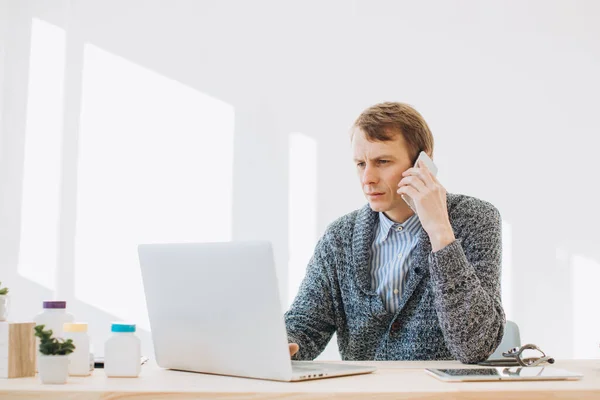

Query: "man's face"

xmin=352 ymin=129 xmax=414 ymax=214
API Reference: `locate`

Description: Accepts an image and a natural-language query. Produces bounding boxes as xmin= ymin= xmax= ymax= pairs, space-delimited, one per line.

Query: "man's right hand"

xmin=289 ymin=343 xmax=299 ymax=357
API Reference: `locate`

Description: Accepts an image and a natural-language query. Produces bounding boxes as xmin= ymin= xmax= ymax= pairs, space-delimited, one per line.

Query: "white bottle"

xmin=89 ymin=348 xmax=95 ymax=373
xmin=33 ymin=301 xmax=75 ymax=366
xmin=104 ymin=323 xmax=141 ymax=377
xmin=63 ymin=322 xmax=91 ymax=376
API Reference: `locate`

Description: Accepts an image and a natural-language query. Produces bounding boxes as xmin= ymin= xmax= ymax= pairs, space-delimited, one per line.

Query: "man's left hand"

xmin=397 ymin=160 xmax=455 ymax=252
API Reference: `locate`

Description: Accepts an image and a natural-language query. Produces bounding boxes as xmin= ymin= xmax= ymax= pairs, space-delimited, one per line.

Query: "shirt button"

xmin=393 ymin=288 xmax=399 ymax=295
xmin=396 ymin=226 xmax=403 ymax=232
xmin=397 ymin=253 xmax=402 ymax=259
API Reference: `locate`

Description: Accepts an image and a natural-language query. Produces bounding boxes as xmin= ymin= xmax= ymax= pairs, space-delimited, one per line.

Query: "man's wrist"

xmin=429 ymin=225 xmax=456 ymax=252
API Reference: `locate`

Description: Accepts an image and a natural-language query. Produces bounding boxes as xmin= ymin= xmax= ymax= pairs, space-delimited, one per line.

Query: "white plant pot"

xmin=0 ymin=295 xmax=8 ymax=321
xmin=38 ymin=355 xmax=70 ymax=384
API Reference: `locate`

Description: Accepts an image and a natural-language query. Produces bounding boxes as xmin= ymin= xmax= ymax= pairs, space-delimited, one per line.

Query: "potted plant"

xmin=0 ymin=281 xmax=8 ymax=321
xmin=34 ymin=325 xmax=76 ymax=384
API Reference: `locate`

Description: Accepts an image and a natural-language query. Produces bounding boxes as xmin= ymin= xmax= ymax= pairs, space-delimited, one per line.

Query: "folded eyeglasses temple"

xmin=502 ymin=344 xmax=555 ymax=367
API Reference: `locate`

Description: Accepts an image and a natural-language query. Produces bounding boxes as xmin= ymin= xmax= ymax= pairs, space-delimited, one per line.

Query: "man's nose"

xmin=362 ymin=165 xmax=378 ymax=186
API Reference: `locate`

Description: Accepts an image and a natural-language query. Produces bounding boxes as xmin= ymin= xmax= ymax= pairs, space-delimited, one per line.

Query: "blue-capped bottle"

xmin=104 ymin=323 xmax=141 ymax=377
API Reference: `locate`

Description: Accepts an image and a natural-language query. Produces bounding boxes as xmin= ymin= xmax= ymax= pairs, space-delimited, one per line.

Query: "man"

xmin=284 ymin=102 xmax=505 ymax=363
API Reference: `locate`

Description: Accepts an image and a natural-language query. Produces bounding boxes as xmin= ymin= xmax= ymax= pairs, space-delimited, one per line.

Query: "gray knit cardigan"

xmin=284 ymin=193 xmax=505 ymax=363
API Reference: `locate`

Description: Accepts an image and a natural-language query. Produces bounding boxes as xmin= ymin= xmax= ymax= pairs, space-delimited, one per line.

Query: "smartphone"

xmin=401 ymin=151 xmax=438 ymax=212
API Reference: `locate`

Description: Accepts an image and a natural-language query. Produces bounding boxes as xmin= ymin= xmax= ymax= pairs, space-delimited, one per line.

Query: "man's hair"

xmin=352 ymin=102 xmax=434 ymax=162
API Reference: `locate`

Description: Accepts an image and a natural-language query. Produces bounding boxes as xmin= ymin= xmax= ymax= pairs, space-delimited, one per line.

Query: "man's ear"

xmin=411 ymin=150 xmax=421 ymax=166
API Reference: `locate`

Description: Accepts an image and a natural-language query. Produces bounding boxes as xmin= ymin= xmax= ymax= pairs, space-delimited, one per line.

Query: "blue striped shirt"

xmin=370 ymin=212 xmax=422 ymax=314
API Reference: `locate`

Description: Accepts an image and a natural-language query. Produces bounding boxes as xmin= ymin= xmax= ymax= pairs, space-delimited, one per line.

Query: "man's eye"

xmin=356 ymin=162 xmax=365 ymax=168
xmin=378 ymin=160 xmax=389 ymax=164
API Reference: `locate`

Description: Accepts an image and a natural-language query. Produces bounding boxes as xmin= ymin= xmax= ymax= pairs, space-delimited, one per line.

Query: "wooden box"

xmin=0 ymin=322 xmax=36 ymax=378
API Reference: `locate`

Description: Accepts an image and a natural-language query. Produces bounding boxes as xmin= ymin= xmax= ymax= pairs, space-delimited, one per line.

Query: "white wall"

xmin=0 ymin=0 xmax=6 ymax=148
xmin=1 ymin=0 xmax=599 ymax=361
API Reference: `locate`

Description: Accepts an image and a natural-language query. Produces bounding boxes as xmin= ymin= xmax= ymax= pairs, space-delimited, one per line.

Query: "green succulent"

xmin=34 ymin=325 xmax=76 ymax=356
xmin=0 ymin=281 xmax=8 ymax=295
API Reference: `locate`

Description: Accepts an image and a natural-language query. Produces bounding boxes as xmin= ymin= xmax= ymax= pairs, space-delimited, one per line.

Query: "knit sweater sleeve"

xmin=428 ymin=201 xmax=506 ymax=364
xmin=284 ymin=234 xmax=337 ymax=361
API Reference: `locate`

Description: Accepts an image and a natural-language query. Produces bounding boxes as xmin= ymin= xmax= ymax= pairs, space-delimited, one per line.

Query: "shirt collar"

xmin=376 ymin=212 xmax=422 ymax=243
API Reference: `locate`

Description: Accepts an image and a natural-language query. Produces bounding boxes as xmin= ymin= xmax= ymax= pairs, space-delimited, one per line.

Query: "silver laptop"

xmin=138 ymin=241 xmax=376 ymax=381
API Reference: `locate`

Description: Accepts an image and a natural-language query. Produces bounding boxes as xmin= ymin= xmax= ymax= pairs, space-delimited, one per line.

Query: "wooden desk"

xmin=1 ymin=360 xmax=599 ymax=399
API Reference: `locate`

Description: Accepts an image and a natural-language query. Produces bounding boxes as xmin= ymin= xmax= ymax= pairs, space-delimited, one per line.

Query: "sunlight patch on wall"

xmin=501 ymin=219 xmax=513 ymax=320
xmin=75 ymin=44 xmax=234 ymax=330
xmin=18 ymin=19 xmax=66 ymax=291
xmin=287 ymin=133 xmax=317 ymax=308
xmin=571 ymin=254 xmax=600 ymax=359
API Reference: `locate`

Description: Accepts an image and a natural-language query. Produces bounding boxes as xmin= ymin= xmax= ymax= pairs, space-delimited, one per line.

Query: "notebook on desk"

xmin=138 ymin=241 xmax=376 ymax=382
